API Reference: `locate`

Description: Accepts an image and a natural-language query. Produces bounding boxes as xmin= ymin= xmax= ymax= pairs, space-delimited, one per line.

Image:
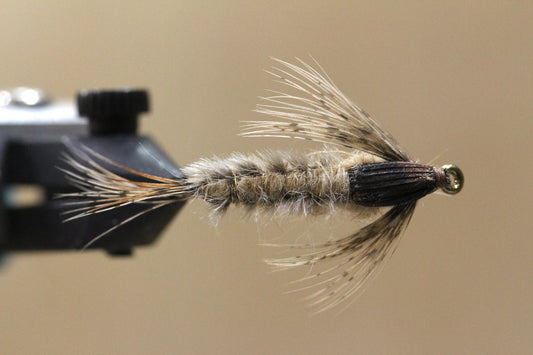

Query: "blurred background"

xmin=1 ymin=2 xmax=531 ymax=354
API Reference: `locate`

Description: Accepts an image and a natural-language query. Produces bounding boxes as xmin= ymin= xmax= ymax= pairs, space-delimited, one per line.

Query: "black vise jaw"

xmin=0 ymin=88 xmax=185 ymax=256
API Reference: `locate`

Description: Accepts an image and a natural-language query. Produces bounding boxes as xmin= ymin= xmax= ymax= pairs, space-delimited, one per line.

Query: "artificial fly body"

xmin=61 ymin=58 xmax=464 ymax=312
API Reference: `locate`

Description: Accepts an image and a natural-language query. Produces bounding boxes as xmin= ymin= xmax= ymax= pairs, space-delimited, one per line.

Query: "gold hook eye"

xmin=441 ymin=164 xmax=464 ymax=194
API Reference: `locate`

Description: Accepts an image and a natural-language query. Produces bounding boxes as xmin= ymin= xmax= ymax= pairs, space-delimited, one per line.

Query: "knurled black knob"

xmin=77 ymin=88 xmax=149 ymax=135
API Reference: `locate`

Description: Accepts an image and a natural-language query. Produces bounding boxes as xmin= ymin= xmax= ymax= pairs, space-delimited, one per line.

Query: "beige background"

xmin=1 ymin=2 xmax=531 ymax=354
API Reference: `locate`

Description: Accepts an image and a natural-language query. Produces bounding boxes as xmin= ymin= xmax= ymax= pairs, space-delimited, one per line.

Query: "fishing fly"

xmin=61 ymin=58 xmax=464 ymax=312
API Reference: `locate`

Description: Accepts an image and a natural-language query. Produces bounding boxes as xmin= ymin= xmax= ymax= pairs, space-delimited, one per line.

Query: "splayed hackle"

xmin=243 ymin=57 xmax=409 ymax=162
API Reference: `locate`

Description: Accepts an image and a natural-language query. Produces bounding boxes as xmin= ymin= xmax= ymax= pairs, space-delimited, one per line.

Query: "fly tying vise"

xmin=61 ymin=58 xmax=464 ymax=312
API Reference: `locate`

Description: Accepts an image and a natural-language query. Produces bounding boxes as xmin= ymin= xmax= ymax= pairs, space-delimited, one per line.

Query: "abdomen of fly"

xmin=184 ymin=151 xmax=375 ymax=215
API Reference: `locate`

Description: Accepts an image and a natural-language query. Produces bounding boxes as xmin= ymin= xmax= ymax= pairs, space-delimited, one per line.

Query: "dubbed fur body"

xmin=184 ymin=150 xmax=382 ymax=217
